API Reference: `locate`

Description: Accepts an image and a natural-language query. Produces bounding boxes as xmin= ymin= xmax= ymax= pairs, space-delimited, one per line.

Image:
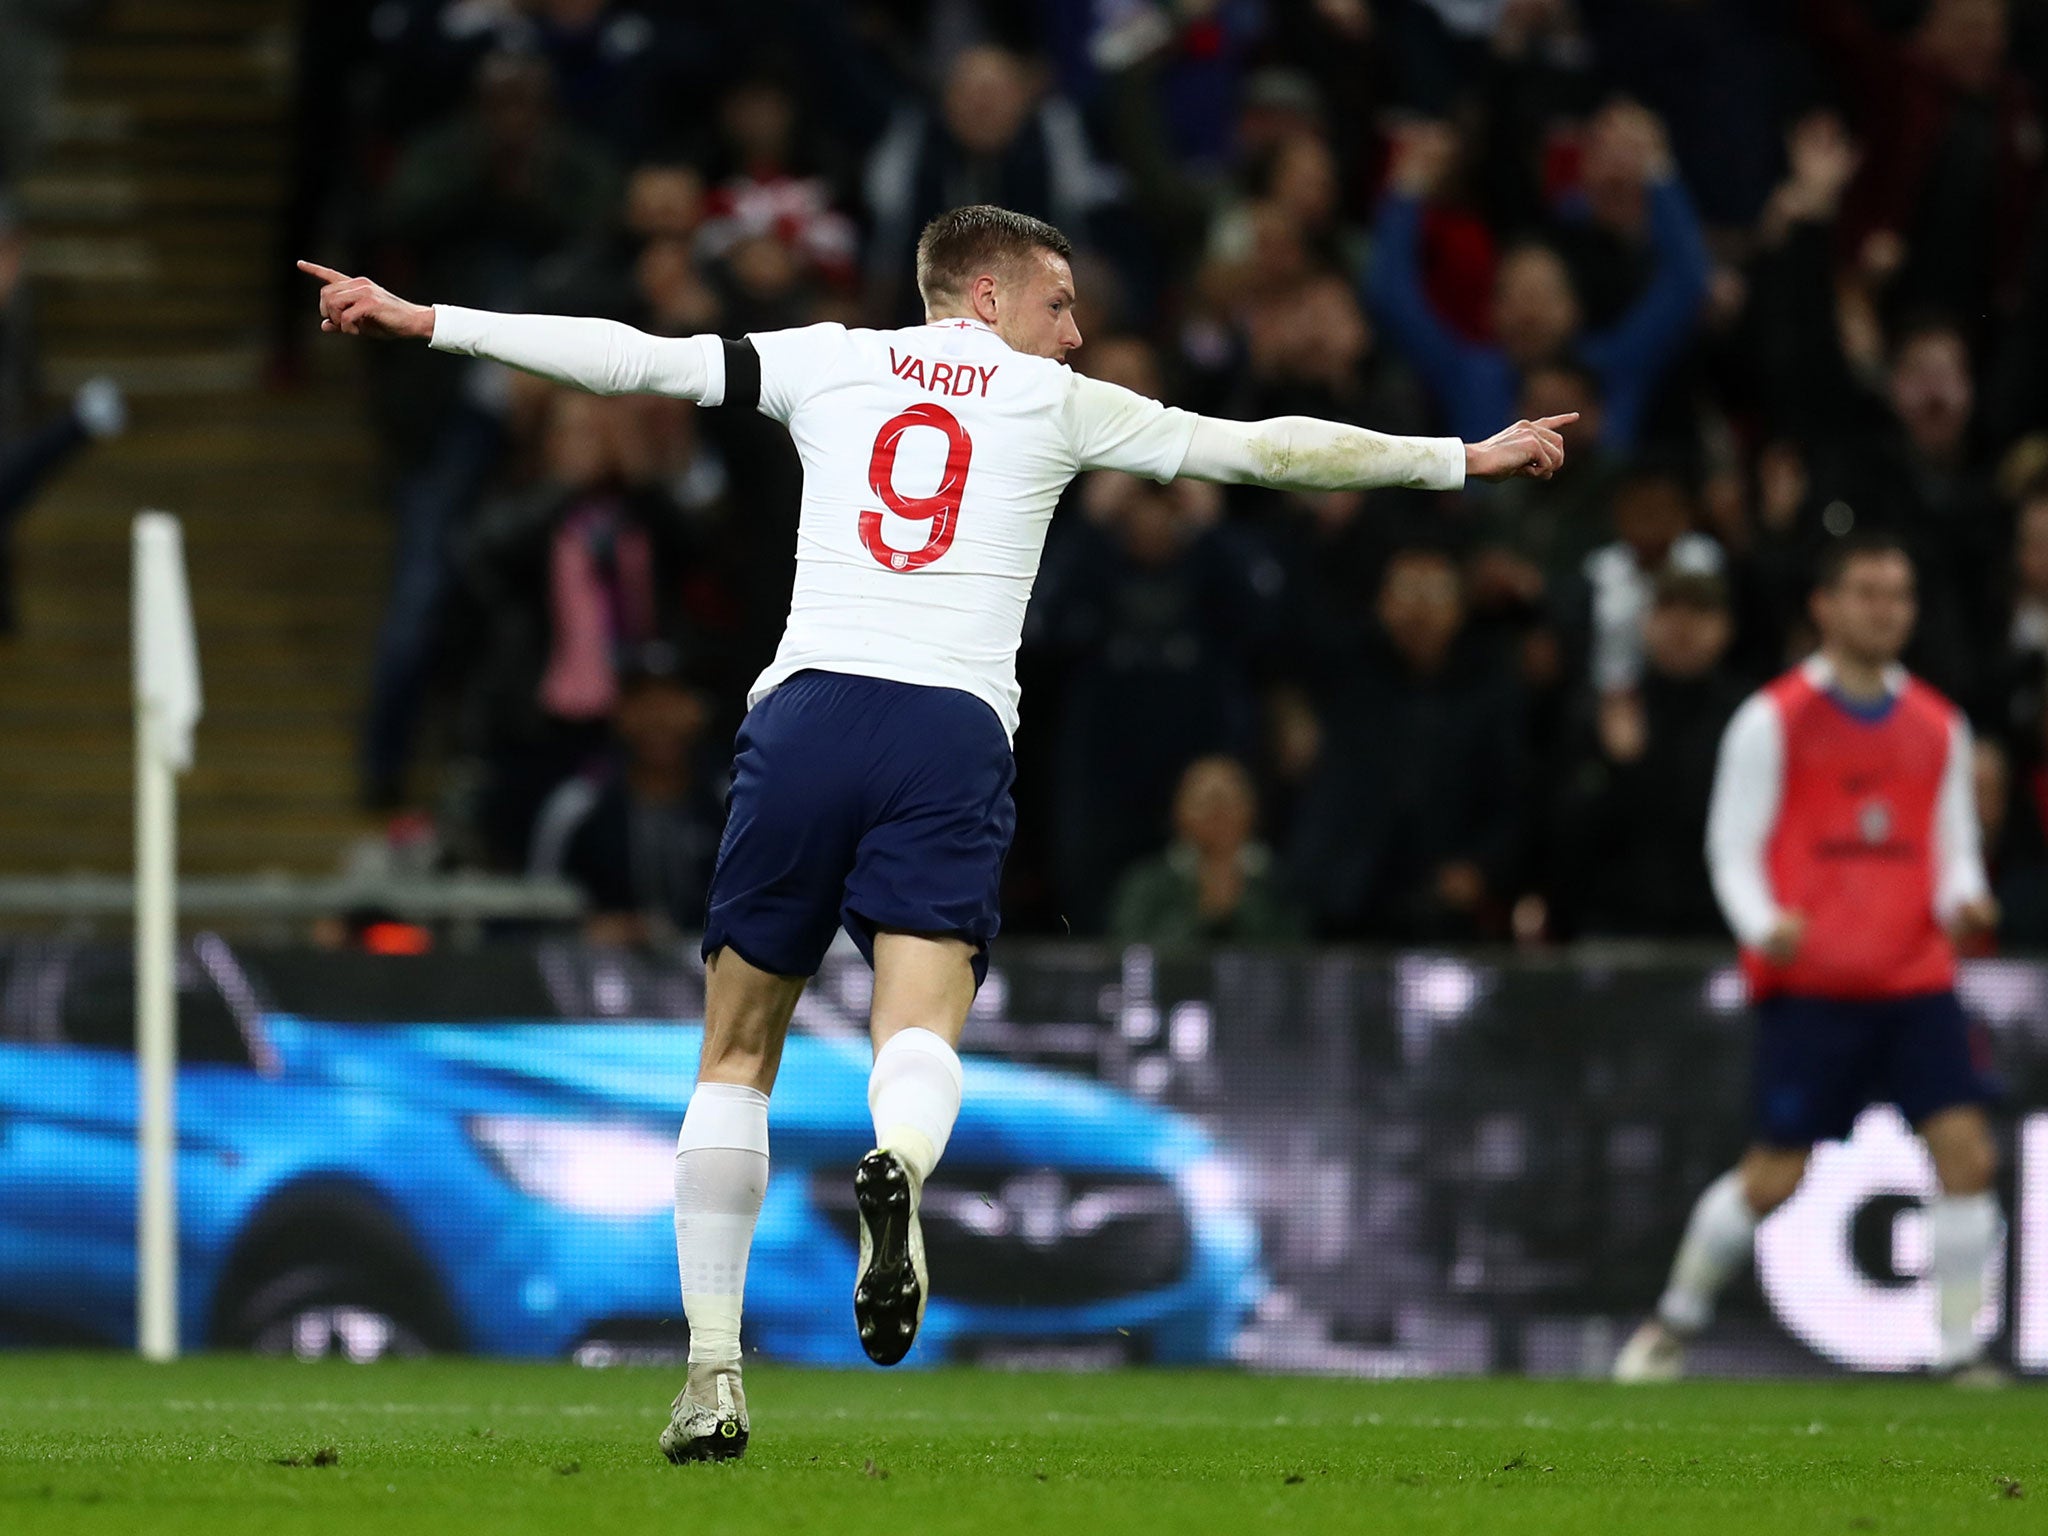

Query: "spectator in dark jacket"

xmin=1286 ymin=545 xmax=1527 ymax=941
xmin=1802 ymin=317 xmax=2008 ymax=715
xmin=1803 ymin=0 xmax=2041 ymax=343
xmin=369 ymin=50 xmax=624 ymax=465
xmin=459 ymin=390 xmax=719 ymax=859
xmin=1574 ymin=464 xmax=1727 ymax=697
xmin=1469 ymin=359 xmax=1624 ymax=629
xmin=1365 ymin=113 xmax=1709 ymax=451
xmin=863 ymin=45 xmax=1105 ymax=323
xmin=528 ymin=643 xmax=722 ymax=946
xmin=1549 ymin=569 xmax=1747 ymax=938
xmin=1993 ymin=486 xmax=2048 ymax=735
xmin=0 ymin=376 xmax=125 ymax=635
xmin=1579 ymin=0 xmax=1796 ymax=227
xmin=1992 ymin=691 xmax=2048 ymax=945
xmin=379 ymin=51 xmax=623 ymax=315
xmin=1029 ymin=472 xmax=1273 ymax=934
xmin=1219 ymin=270 xmax=1438 ymax=642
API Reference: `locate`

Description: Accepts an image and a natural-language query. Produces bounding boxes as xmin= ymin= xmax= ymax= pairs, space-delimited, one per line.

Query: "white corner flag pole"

xmin=133 ymin=511 xmax=201 ymax=1363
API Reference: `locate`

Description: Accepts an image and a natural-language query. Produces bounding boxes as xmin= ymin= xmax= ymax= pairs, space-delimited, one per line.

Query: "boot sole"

xmin=853 ymin=1149 xmax=922 ymax=1366
xmin=661 ymin=1422 xmax=748 ymax=1463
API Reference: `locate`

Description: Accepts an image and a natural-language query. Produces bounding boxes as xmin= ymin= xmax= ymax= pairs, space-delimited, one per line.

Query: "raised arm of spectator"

xmin=1477 ymin=2 xmax=1596 ymax=237
xmin=1362 ymin=124 xmax=1485 ymax=428
xmin=1579 ymin=123 xmax=1711 ymax=422
xmin=1746 ymin=114 xmax=1862 ymax=443
xmin=777 ymin=0 xmax=912 ymax=154
xmin=1100 ymin=53 xmax=1212 ymax=265
xmin=1987 ymin=190 xmax=2048 ymax=445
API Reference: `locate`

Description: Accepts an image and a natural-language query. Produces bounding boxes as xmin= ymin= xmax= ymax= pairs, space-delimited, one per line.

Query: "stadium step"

xmin=18 ymin=172 xmax=287 ymax=221
xmin=3 ymin=0 xmax=395 ymax=881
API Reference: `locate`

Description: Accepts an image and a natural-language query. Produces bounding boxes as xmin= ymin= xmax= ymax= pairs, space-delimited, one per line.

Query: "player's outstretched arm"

xmin=295 ymin=260 xmax=723 ymax=401
xmin=1175 ymin=412 xmax=1577 ymax=493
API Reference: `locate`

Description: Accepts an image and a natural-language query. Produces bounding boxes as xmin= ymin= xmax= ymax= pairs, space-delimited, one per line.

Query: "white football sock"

xmin=867 ymin=1027 xmax=963 ymax=1184
xmin=1929 ymin=1192 xmax=2000 ymax=1370
xmin=1656 ymin=1169 xmax=1761 ymax=1336
xmin=674 ymin=1081 xmax=769 ymax=1367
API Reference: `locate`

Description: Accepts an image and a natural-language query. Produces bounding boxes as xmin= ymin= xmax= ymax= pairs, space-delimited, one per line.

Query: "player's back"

xmin=746 ymin=319 xmax=1194 ymax=738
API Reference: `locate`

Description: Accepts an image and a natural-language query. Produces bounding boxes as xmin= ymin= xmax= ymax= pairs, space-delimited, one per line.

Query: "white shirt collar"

xmin=1801 ymin=652 xmax=1907 ymax=697
xmin=925 ymin=316 xmax=999 ymax=338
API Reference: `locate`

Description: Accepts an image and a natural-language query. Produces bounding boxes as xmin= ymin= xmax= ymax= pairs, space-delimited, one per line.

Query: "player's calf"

xmin=1617 ymin=1165 xmax=1773 ymax=1382
xmin=1738 ymin=1146 xmax=1809 ymax=1215
xmin=669 ymin=1078 xmax=770 ymax=1459
xmin=1920 ymin=1105 xmax=2004 ymax=1372
xmin=1921 ymin=1104 xmax=1998 ymax=1196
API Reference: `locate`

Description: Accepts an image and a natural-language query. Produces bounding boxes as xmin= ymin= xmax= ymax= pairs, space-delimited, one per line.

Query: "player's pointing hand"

xmin=1464 ymin=413 xmax=1579 ymax=483
xmin=296 ymin=260 xmax=435 ymax=341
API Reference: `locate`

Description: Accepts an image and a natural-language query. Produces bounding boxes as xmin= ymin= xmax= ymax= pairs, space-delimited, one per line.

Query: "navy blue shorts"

xmin=701 ymin=670 xmax=1016 ymax=984
xmin=1752 ymin=990 xmax=1999 ymax=1147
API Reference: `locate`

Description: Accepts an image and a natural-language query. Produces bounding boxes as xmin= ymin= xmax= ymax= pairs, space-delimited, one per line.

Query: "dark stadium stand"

xmin=0 ymin=0 xmax=389 ymax=873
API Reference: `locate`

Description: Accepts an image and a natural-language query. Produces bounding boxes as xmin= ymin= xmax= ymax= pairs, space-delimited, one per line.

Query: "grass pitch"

xmin=0 ymin=1354 xmax=2040 ymax=1535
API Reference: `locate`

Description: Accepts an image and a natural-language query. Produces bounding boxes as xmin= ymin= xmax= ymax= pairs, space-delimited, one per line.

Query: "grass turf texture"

xmin=0 ymin=1354 xmax=2039 ymax=1535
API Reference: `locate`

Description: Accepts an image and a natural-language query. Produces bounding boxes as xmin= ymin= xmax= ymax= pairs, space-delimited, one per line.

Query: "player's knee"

xmin=699 ymin=947 xmax=806 ymax=1090
xmin=1743 ymin=1176 xmax=1799 ymax=1217
xmin=1926 ymin=1117 xmax=1998 ymax=1196
xmin=1940 ymin=1151 xmax=1997 ymax=1198
xmin=697 ymin=1002 xmax=789 ymax=1092
xmin=1740 ymin=1152 xmax=1806 ymax=1215
xmin=869 ymin=931 xmax=978 ymax=1043
xmin=696 ymin=1035 xmax=779 ymax=1093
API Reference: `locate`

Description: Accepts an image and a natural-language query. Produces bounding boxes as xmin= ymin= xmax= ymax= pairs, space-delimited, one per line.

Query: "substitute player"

xmin=1615 ymin=532 xmax=2004 ymax=1384
xmin=302 ymin=207 xmax=1572 ymax=1458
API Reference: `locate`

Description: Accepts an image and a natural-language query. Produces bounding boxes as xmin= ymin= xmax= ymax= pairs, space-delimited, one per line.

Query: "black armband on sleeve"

xmin=721 ymin=338 xmax=761 ymax=411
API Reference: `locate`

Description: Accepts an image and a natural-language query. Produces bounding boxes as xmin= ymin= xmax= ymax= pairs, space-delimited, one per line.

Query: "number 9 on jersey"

xmin=859 ymin=402 xmax=974 ymax=572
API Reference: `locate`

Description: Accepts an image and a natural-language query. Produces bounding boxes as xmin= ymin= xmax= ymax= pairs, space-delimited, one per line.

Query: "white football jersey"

xmin=746 ymin=318 xmax=1199 ymax=739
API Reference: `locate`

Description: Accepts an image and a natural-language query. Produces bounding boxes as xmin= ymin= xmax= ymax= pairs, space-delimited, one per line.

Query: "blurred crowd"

xmin=277 ymin=0 xmax=2048 ymax=950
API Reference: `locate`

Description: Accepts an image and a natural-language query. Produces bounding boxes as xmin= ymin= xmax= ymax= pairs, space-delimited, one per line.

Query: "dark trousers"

xmin=0 ymin=412 xmax=87 ymax=633
xmin=360 ymin=399 xmax=506 ymax=802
